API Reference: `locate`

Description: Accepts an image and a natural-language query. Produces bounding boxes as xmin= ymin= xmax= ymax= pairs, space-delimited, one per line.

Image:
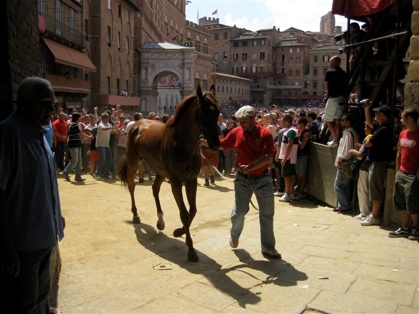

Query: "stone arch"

xmin=152 ymin=70 xmax=183 ymax=115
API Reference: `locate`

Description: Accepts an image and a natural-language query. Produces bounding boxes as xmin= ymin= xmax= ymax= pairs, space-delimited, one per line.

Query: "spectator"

xmin=222 ymin=119 xmax=236 ymax=176
xmin=361 ymin=105 xmax=394 ymax=226
xmin=323 ymin=56 xmax=346 ymax=147
xmin=274 ymin=118 xmax=286 ymax=196
xmin=0 ymin=77 xmax=65 ymax=312
xmin=277 ymin=114 xmax=298 ymax=202
xmin=307 ymin=111 xmax=319 ymax=142
xmin=125 ymin=112 xmax=145 ymax=182
xmin=332 ymin=114 xmax=359 ymax=213
xmin=95 ymin=112 xmax=118 ymax=180
xmin=388 ymin=108 xmax=419 ymax=239
xmin=348 ymin=120 xmax=374 ymax=220
xmin=201 ymin=124 xmax=223 ymax=186
xmin=295 ymin=117 xmax=311 ymax=200
xmin=62 ymin=113 xmax=93 ymax=182
xmin=52 ymin=112 xmax=69 ymax=171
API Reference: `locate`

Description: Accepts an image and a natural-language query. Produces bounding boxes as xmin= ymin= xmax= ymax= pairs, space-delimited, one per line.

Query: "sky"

xmin=185 ymin=0 xmax=348 ymax=33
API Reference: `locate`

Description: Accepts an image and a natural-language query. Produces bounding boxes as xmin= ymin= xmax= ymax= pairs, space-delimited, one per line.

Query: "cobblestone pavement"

xmin=56 ymin=173 xmax=419 ymax=314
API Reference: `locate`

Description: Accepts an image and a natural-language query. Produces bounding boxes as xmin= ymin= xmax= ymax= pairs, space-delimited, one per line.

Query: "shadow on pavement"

xmin=132 ymin=222 xmax=308 ymax=308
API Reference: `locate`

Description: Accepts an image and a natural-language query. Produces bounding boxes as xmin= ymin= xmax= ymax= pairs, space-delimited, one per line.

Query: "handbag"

xmin=341 ymin=159 xmax=353 ymax=179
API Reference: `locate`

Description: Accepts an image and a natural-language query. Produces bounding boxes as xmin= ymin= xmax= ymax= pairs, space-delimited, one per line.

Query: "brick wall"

xmin=0 ymin=0 xmax=41 ymax=121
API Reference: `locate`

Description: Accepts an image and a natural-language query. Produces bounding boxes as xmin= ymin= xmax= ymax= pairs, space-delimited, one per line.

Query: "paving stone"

xmin=308 ymin=290 xmax=398 ymax=313
xmin=299 ymin=256 xmax=361 ymax=274
xmin=354 ymin=263 xmax=419 ymax=285
xmin=348 ymin=277 xmax=416 ymax=306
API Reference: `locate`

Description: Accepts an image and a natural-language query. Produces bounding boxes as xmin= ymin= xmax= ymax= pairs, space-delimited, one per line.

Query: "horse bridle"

xmin=195 ymin=92 xmax=217 ymax=140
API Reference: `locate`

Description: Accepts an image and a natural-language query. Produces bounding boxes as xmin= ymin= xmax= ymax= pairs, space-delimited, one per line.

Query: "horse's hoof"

xmin=133 ymin=216 xmax=141 ymax=224
xmin=156 ymin=221 xmax=165 ymax=231
xmin=173 ymin=228 xmax=185 ymax=237
xmin=188 ymin=253 xmax=199 ymax=262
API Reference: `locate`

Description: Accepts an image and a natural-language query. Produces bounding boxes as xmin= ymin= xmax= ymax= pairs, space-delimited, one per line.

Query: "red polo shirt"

xmin=52 ymin=118 xmax=69 ymax=143
xmin=221 ymin=125 xmax=274 ymax=175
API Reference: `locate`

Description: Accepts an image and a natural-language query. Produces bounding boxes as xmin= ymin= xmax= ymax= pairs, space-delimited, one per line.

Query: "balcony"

xmin=44 ymin=73 xmax=91 ymax=95
xmin=39 ymin=13 xmax=84 ymax=47
xmin=239 ymin=72 xmax=286 ymax=78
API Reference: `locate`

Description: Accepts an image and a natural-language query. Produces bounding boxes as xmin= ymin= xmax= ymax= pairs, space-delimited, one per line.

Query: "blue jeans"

xmin=96 ymin=146 xmax=113 ymax=177
xmin=334 ymin=169 xmax=352 ymax=210
xmin=231 ymin=173 xmax=276 ymax=251
xmin=63 ymin=147 xmax=82 ymax=179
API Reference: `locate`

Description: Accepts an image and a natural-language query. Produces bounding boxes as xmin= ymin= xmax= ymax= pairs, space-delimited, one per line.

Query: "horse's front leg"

xmin=173 ymin=178 xmax=199 ymax=262
xmin=152 ymin=174 xmax=165 ymax=230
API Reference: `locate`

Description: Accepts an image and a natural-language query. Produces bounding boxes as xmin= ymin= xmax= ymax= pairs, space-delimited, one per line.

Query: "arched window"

xmin=55 ymin=0 xmax=62 ymax=35
xmin=69 ymin=9 xmax=75 ymax=34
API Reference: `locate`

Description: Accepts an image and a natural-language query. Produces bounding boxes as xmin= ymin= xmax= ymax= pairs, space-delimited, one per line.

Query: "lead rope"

xmin=199 ymin=148 xmax=261 ymax=210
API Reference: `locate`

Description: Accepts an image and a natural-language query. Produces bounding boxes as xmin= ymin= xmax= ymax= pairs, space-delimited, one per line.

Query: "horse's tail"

xmin=118 ymin=126 xmax=140 ymax=186
xmin=117 ymin=156 xmax=129 ymax=186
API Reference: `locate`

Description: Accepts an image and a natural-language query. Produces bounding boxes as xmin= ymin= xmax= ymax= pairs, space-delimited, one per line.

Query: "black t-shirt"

xmin=309 ymin=122 xmax=319 ymax=141
xmin=297 ymin=129 xmax=311 ymax=156
xmin=367 ymin=123 xmax=393 ymax=162
xmin=324 ymin=67 xmax=346 ymax=96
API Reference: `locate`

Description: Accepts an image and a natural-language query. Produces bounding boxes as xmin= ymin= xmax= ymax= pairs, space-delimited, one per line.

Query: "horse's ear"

xmin=209 ymin=85 xmax=216 ymax=96
xmin=196 ymin=84 xmax=203 ymax=98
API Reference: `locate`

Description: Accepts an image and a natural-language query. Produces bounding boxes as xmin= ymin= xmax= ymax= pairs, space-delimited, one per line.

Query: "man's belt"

xmin=329 ymin=94 xmax=343 ymax=98
xmin=237 ymin=169 xmax=270 ymax=178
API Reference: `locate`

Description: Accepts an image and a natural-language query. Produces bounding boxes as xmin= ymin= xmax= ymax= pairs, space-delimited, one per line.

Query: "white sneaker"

xmin=354 ymin=213 xmax=367 ymax=220
xmin=294 ymin=193 xmax=306 ymax=201
xmin=274 ymin=191 xmax=284 ymax=196
xmin=279 ymin=193 xmax=291 ymax=202
xmin=361 ymin=215 xmax=380 ymax=226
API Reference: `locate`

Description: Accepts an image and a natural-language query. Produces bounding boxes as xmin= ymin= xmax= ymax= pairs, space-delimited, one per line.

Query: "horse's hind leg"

xmin=152 ymin=174 xmax=165 ymax=230
xmin=127 ymin=165 xmax=140 ymax=224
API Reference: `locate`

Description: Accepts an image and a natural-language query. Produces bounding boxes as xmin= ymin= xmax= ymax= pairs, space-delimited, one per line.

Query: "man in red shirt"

xmin=220 ymin=105 xmax=281 ymax=259
xmin=52 ymin=112 xmax=69 ymax=171
xmin=389 ymin=108 xmax=419 ymax=240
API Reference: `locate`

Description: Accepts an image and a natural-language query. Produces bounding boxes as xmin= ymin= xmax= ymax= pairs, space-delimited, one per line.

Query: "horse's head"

xmin=196 ymin=85 xmax=220 ymax=151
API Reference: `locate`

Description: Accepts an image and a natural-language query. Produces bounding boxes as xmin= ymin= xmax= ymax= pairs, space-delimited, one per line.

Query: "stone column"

xmin=405 ymin=0 xmax=419 ymax=111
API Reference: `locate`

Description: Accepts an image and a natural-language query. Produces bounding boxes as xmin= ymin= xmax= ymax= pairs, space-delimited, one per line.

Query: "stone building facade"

xmin=405 ymin=0 xmax=419 ymax=111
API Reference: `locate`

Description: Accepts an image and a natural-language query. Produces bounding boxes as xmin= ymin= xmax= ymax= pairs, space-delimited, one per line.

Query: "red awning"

xmin=332 ymin=0 xmax=396 ymax=17
xmin=42 ymin=37 xmax=96 ymax=72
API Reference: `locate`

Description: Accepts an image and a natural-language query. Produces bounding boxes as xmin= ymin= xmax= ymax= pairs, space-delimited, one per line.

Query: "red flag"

xmin=212 ymin=9 xmax=217 ymax=15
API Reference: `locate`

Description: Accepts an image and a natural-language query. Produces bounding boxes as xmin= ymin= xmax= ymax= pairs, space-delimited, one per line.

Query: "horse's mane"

xmin=165 ymin=93 xmax=198 ymax=128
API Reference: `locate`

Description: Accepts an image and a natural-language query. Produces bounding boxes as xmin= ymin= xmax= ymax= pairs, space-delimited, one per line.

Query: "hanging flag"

xmin=212 ymin=9 xmax=217 ymax=15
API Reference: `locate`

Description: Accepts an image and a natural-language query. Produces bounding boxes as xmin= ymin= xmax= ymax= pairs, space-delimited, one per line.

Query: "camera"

xmin=334 ymin=31 xmax=348 ymax=42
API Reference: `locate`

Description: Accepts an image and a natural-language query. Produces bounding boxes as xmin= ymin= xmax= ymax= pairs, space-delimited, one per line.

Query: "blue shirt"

xmin=43 ymin=121 xmax=54 ymax=149
xmin=0 ymin=111 xmax=64 ymax=252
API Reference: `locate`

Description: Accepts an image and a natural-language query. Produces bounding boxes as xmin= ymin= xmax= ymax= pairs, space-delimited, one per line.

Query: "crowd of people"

xmin=1 ymin=71 xmax=418 ymax=312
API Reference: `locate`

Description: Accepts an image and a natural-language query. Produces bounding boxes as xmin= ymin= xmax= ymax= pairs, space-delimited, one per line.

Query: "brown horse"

xmin=118 ymin=85 xmax=220 ymax=262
